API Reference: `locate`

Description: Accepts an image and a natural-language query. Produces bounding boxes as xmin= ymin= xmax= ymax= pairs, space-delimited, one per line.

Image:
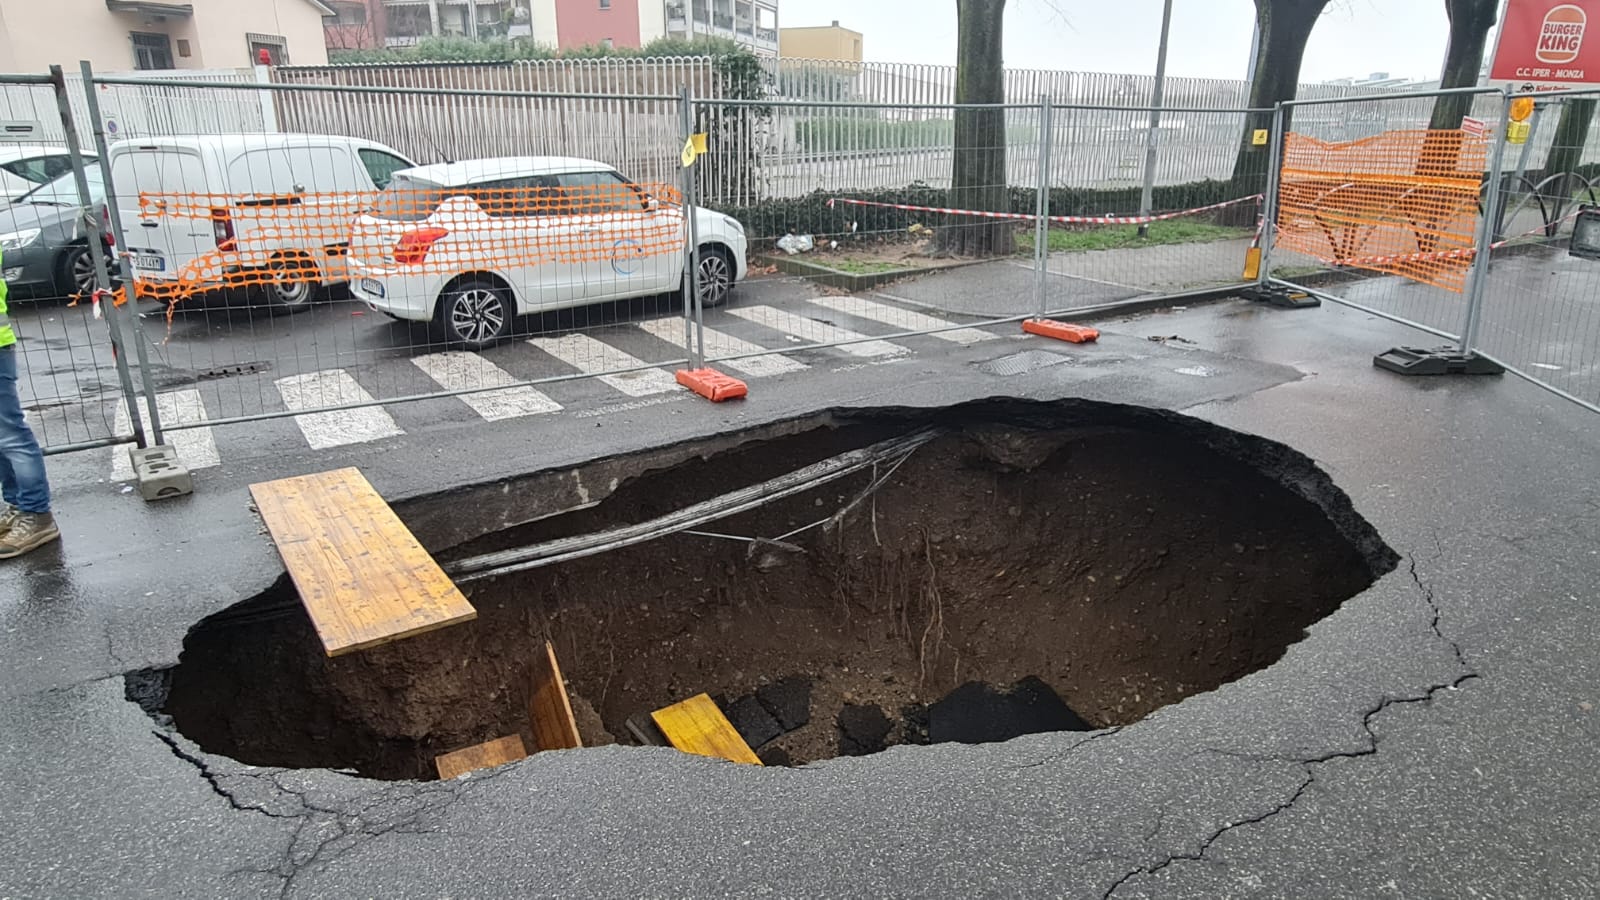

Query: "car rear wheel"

xmin=437 ymin=280 xmax=513 ymax=349
xmin=264 ymin=254 xmax=320 ymax=314
xmin=56 ymin=245 xmax=98 ymax=300
xmin=696 ymin=246 xmax=735 ymax=309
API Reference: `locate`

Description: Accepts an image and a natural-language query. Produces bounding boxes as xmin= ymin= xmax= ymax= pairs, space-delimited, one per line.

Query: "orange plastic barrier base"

xmin=1023 ymin=319 xmax=1100 ymax=344
xmin=676 ymin=368 xmax=749 ymax=402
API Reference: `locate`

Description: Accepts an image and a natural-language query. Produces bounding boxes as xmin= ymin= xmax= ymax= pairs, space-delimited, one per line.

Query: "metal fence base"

xmin=1373 ymin=347 xmax=1505 ymax=377
xmin=1239 ymin=284 xmax=1320 ymax=309
xmin=130 ymin=445 xmax=194 ymax=501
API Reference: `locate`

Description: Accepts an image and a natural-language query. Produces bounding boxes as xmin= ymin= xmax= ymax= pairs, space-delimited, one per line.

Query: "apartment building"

xmin=0 ymin=0 xmax=331 ymax=70
xmin=779 ymin=19 xmax=860 ymax=65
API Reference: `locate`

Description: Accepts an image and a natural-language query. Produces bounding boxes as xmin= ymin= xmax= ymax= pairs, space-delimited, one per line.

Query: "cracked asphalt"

xmin=3 ymin=298 xmax=1599 ymax=898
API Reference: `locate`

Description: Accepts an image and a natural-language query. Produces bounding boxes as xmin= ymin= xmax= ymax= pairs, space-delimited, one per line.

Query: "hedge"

xmin=713 ymin=178 xmax=1248 ymax=242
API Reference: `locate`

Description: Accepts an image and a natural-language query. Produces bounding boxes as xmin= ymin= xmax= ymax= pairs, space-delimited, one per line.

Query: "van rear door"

xmin=111 ymin=146 xmax=215 ymax=281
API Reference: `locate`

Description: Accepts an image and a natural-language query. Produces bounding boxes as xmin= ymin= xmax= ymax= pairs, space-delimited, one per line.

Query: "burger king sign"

xmin=1490 ymin=0 xmax=1600 ymax=90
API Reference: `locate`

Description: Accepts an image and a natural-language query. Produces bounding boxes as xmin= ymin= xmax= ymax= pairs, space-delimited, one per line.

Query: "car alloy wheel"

xmin=70 ymin=247 xmax=97 ymax=297
xmin=697 ymin=250 xmax=733 ymax=309
xmin=447 ymin=286 xmax=508 ymax=347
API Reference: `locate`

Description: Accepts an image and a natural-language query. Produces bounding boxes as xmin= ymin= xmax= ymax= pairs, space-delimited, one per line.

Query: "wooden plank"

xmin=434 ymin=734 xmax=527 ymax=780
xmin=528 ymin=640 xmax=582 ymax=751
xmin=249 ymin=467 xmax=477 ymax=657
xmin=651 ymin=693 xmax=764 ymax=766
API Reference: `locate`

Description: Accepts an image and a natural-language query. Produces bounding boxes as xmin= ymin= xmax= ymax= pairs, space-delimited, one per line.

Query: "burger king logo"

xmin=1537 ymin=4 xmax=1587 ymax=65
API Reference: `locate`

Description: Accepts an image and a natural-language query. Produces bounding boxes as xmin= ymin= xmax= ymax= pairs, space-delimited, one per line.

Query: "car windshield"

xmin=369 ymin=174 xmax=449 ymax=222
xmin=19 ymin=167 xmax=104 ymax=206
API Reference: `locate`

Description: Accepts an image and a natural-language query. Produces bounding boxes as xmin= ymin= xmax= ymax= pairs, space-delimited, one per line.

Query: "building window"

xmin=246 ymin=32 xmax=289 ymax=65
xmin=599 ymin=0 xmax=610 ymax=8
xmin=130 ymin=32 xmax=174 ymax=70
xmin=601 ymin=37 xmax=614 ymax=48
xmin=332 ymin=1 xmax=367 ymax=25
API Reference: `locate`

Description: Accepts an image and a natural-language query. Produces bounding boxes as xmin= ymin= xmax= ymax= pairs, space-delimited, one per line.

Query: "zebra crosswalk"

xmin=92 ymin=295 xmax=1009 ymax=481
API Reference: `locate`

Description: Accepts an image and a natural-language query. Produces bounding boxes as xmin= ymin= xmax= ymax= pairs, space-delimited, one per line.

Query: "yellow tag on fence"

xmin=1507 ymin=121 xmax=1531 ymax=145
xmin=1252 ymin=129 xmax=1270 ymax=147
xmin=681 ymin=132 xmax=708 ymax=167
xmin=1242 ymin=246 xmax=1262 ymax=281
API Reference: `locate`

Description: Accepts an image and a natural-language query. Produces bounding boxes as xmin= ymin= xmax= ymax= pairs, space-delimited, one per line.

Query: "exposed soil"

xmin=145 ymin=407 xmax=1394 ymax=781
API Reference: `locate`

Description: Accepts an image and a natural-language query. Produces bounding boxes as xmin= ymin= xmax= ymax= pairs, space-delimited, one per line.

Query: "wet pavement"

xmin=3 ymin=296 xmax=1598 ymax=898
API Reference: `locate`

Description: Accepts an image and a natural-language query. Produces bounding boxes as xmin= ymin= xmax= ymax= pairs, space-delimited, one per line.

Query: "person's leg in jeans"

xmin=0 ymin=345 xmax=57 ymax=557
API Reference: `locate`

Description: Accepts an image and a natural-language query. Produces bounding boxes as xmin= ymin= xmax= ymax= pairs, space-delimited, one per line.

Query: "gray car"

xmin=0 ymin=167 xmax=111 ymax=300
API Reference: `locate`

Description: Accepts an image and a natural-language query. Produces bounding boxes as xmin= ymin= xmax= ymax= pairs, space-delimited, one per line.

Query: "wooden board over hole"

xmin=435 ymin=734 xmax=527 ymax=780
xmin=652 ymin=693 xmax=763 ymax=766
xmin=528 ymin=640 xmax=582 ymax=752
xmin=249 ymin=467 xmax=477 ymax=657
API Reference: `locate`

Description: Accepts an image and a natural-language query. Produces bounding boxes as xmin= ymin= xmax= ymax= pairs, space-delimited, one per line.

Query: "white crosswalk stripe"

xmin=526 ymin=333 xmax=680 ymax=397
xmin=275 ymin=370 xmax=404 ymax=450
xmin=111 ymin=389 xmax=220 ymax=481
xmin=725 ymin=305 xmax=907 ymax=358
xmin=818 ymin=296 xmax=999 ymax=344
xmin=633 ymin=317 xmax=808 ymax=378
xmin=411 ymin=351 xmax=563 ymax=421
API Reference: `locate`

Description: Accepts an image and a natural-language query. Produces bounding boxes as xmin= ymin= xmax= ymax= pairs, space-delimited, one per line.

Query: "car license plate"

xmin=360 ymin=278 xmax=385 ymax=299
xmin=134 ymin=254 xmax=164 ymax=271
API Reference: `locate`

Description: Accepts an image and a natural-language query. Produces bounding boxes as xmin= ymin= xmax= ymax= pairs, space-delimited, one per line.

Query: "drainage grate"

xmin=975 ymin=350 xmax=1076 ymax=377
xmin=197 ymin=362 xmax=271 ymax=380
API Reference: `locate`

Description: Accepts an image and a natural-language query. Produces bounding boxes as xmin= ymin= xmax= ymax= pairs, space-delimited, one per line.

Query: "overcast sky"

xmin=783 ymin=1 xmax=1457 ymax=84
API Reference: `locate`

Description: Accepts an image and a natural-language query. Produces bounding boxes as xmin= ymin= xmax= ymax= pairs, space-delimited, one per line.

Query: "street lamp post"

xmin=1137 ymin=0 xmax=1174 ymax=238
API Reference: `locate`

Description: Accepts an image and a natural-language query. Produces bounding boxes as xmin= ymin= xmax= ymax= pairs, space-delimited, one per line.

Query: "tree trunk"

xmin=1542 ymin=98 xmax=1599 ymax=183
xmin=937 ymin=0 xmax=1014 ymax=257
xmin=1227 ymin=0 xmax=1327 ymax=218
xmin=1429 ymin=0 xmax=1498 ymax=130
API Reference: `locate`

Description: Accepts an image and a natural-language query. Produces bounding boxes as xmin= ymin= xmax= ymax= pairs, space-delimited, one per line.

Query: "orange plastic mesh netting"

xmin=130 ymin=182 xmax=687 ymax=311
xmin=1274 ymin=129 xmax=1489 ymax=292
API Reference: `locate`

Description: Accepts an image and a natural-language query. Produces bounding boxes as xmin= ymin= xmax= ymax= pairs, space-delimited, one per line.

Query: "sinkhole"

xmin=128 ymin=401 xmax=1397 ymax=781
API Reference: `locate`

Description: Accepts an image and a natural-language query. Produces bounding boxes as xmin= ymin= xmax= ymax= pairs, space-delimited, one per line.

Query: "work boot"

xmin=0 ymin=512 xmax=60 ymax=559
xmin=0 ymin=506 xmax=18 ymax=539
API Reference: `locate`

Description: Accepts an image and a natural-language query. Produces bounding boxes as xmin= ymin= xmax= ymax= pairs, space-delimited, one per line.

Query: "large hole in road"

xmin=134 ymin=401 xmax=1396 ymax=781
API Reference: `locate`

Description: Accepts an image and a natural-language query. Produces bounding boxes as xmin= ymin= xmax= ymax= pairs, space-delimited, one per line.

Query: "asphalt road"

xmin=2 ymin=293 xmax=1598 ymax=898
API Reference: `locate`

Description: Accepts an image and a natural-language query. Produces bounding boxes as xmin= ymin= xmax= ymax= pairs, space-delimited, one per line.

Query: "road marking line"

xmin=411 ymin=351 xmax=563 ymax=421
xmin=526 ymin=334 xmax=680 ymax=397
xmin=810 ymin=296 xmax=998 ymax=344
xmin=275 ymin=370 xmax=404 ymax=450
xmin=725 ymin=305 xmax=907 ymax=358
xmin=111 ymin=389 xmax=220 ymax=481
xmin=633 ymin=318 xmax=808 ymax=378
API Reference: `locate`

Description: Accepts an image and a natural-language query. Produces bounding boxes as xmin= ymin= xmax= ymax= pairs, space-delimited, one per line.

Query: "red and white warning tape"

xmin=825 ymin=194 xmax=1262 ymax=226
xmin=1319 ymin=207 xmax=1585 ymax=269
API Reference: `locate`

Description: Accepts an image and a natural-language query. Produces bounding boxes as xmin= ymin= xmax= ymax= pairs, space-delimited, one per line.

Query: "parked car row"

xmin=1 ymin=134 xmax=748 ymax=349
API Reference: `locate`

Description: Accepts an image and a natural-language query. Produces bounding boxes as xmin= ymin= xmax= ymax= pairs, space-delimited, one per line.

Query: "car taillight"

xmin=101 ymin=207 xmax=114 ymax=251
xmin=394 ymin=227 xmax=448 ymax=265
xmin=211 ymin=207 xmax=235 ymax=251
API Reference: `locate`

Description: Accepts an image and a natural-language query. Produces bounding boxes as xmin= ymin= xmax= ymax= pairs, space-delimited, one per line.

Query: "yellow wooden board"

xmin=434 ymin=734 xmax=528 ymax=780
xmin=249 ymin=467 xmax=477 ymax=657
xmin=651 ymin=693 xmax=763 ymax=766
xmin=528 ymin=640 xmax=583 ymax=751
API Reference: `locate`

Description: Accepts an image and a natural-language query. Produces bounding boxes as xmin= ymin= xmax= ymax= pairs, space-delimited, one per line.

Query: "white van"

xmin=108 ymin=134 xmax=415 ymax=310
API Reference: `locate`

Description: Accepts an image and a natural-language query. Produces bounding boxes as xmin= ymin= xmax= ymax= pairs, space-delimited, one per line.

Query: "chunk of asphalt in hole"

xmin=837 ymin=703 xmax=893 ymax=757
xmin=927 ymin=676 xmax=1090 ymax=746
xmin=723 ymin=694 xmax=783 ymax=749
xmin=756 ymin=675 xmax=812 ymax=732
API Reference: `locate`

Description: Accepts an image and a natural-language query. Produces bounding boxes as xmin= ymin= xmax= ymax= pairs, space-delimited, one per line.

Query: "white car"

xmin=348 ymin=156 xmax=748 ymax=348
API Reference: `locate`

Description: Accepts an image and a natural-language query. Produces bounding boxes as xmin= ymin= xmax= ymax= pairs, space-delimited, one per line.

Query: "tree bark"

xmin=1541 ymin=98 xmax=1599 ymax=183
xmin=1429 ymin=0 xmax=1498 ymax=130
xmin=1228 ymin=0 xmax=1327 ymax=216
xmin=938 ymin=0 xmax=1014 ymax=257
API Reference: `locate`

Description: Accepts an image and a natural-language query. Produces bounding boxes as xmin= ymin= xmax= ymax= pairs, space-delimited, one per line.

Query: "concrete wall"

xmin=779 ymin=23 xmax=862 ymax=65
xmin=554 ymin=0 xmax=642 ymax=49
xmin=0 ymin=0 xmax=327 ymax=72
